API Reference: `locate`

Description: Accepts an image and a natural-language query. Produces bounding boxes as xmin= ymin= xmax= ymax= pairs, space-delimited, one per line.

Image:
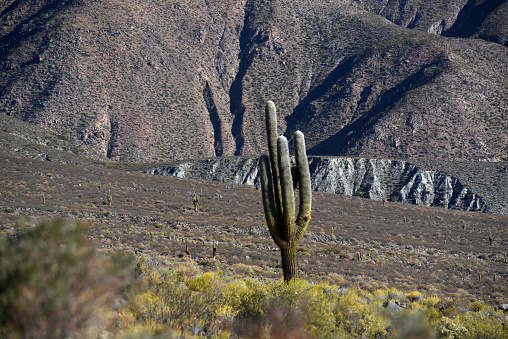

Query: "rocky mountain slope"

xmin=1 ymin=0 xmax=507 ymax=162
xmin=1 ymin=114 xmax=505 ymax=214
xmin=144 ymin=156 xmax=508 ymax=215
xmin=354 ymin=0 xmax=508 ymax=45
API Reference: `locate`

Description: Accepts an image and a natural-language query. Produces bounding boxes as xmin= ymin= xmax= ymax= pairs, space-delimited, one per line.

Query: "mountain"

xmin=0 ymin=0 xmax=507 ymax=162
xmin=354 ymin=0 xmax=508 ymax=45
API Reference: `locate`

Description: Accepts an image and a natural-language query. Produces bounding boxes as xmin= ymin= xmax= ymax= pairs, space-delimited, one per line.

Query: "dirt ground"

xmin=1 ymin=154 xmax=507 ymax=305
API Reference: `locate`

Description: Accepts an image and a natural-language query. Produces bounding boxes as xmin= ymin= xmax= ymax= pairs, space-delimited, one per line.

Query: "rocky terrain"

xmin=1 ymin=0 xmax=507 ymax=162
xmin=354 ymin=0 xmax=508 ymax=45
xmin=147 ymin=156 xmax=495 ymax=213
xmin=1 ymin=0 xmax=507 ymax=324
xmin=1 ymin=114 xmax=506 ymax=214
xmin=1 ymin=153 xmax=507 ymax=306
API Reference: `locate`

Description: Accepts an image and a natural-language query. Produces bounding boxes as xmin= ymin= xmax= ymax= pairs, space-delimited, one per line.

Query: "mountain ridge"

xmin=0 ymin=0 xmax=507 ymax=162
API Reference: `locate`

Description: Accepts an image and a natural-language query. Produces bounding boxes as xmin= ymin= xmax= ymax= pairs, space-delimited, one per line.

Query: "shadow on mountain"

xmin=307 ymin=56 xmax=449 ymax=156
xmin=442 ymin=0 xmax=506 ymax=45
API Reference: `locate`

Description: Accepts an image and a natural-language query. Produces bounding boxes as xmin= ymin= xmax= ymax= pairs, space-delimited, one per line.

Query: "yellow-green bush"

xmin=334 ymin=287 xmax=389 ymax=338
xmin=223 ymin=277 xmax=270 ymax=317
xmin=3 ymin=219 xmax=507 ymax=339
xmin=433 ymin=309 xmax=508 ymax=339
xmin=125 ymin=262 xmax=508 ymax=339
xmin=127 ymin=262 xmax=225 ymax=337
xmin=185 ymin=271 xmax=224 ymax=293
xmin=0 ymin=219 xmax=133 ymax=338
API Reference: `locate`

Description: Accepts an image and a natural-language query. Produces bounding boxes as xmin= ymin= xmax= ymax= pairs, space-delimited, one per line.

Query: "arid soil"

xmin=0 ymin=154 xmax=507 ymax=305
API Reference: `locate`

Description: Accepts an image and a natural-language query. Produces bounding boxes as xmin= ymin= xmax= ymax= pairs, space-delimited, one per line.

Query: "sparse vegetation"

xmin=0 ymin=0 xmax=506 ymax=163
xmin=0 ymin=154 xmax=506 ymax=306
xmin=1 ymin=226 xmax=507 ymax=338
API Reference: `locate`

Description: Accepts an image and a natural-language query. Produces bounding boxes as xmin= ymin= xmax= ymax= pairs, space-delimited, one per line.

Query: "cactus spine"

xmin=259 ymin=101 xmax=312 ymax=282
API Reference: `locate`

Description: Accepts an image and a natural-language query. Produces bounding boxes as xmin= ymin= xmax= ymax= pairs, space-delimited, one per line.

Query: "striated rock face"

xmin=146 ymin=156 xmax=488 ymax=213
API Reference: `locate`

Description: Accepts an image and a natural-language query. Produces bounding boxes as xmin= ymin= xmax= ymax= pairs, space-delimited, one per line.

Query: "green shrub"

xmin=224 ymin=277 xmax=270 ymax=317
xmin=436 ymin=316 xmax=470 ymax=339
xmin=6 ymin=222 xmax=504 ymax=339
xmin=435 ymin=309 xmax=508 ymax=339
xmin=185 ymin=271 xmax=223 ymax=293
xmin=128 ymin=263 xmax=223 ymax=336
xmin=0 ymin=219 xmax=133 ymax=338
xmin=123 ymin=261 xmax=508 ymax=338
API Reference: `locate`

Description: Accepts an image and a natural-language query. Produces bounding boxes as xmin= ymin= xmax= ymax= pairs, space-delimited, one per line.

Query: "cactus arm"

xmin=277 ymin=136 xmax=296 ymax=241
xmin=294 ymin=131 xmax=312 ymax=239
xmin=291 ymin=166 xmax=300 ymax=190
xmin=265 ymin=101 xmax=283 ymax=219
xmin=259 ymin=154 xmax=286 ymax=248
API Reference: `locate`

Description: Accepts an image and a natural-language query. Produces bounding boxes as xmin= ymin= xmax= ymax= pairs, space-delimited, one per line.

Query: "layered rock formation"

xmin=146 ymin=156 xmax=489 ymax=213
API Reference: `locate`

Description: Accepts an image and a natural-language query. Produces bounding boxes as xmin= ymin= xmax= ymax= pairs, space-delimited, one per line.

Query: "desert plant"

xmin=191 ymin=189 xmax=202 ymax=211
xmin=128 ymin=265 xmax=221 ymax=336
xmin=0 ymin=219 xmax=133 ymax=338
xmin=107 ymin=190 xmax=113 ymax=206
xmin=259 ymin=101 xmax=312 ymax=282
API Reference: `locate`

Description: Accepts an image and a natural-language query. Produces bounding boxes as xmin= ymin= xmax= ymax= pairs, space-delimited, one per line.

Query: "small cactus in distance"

xmin=185 ymin=239 xmax=190 ymax=256
xmin=259 ymin=101 xmax=312 ymax=282
xmin=191 ymin=189 xmax=202 ymax=211
xmin=107 ymin=190 xmax=112 ymax=206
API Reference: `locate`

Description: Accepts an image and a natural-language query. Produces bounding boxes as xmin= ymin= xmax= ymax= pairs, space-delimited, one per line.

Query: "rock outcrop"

xmin=146 ymin=156 xmax=488 ymax=213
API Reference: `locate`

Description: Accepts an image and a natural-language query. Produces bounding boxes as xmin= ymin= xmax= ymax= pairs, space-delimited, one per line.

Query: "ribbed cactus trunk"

xmin=259 ymin=101 xmax=312 ymax=282
xmin=280 ymin=241 xmax=298 ymax=281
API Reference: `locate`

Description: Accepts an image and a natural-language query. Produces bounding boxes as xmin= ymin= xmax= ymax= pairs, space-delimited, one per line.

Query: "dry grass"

xmin=0 ymin=154 xmax=507 ymax=304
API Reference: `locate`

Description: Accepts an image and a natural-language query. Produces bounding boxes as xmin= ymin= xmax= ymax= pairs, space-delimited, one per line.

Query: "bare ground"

xmin=0 ymin=154 xmax=507 ymax=305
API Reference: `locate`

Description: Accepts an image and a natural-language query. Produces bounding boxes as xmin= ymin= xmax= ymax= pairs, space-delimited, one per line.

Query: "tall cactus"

xmin=259 ymin=101 xmax=312 ymax=282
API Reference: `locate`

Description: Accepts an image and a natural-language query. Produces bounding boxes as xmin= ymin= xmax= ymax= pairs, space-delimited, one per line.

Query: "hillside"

xmin=1 ymin=153 xmax=507 ymax=305
xmin=354 ymin=0 xmax=508 ymax=45
xmin=1 ymin=0 xmax=507 ymax=162
xmin=144 ymin=156 xmax=508 ymax=215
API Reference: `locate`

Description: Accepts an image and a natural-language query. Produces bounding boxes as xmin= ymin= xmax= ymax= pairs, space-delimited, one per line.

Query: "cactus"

xmin=191 ymin=189 xmax=202 ymax=211
xmin=107 ymin=190 xmax=112 ymax=206
xmin=259 ymin=101 xmax=312 ymax=282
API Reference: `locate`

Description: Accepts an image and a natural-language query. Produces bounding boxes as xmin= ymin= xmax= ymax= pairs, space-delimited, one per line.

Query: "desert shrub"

xmin=469 ymin=300 xmax=488 ymax=312
xmin=435 ymin=316 xmax=470 ymax=339
xmin=128 ymin=263 xmax=223 ymax=337
xmin=224 ymin=277 xmax=271 ymax=317
xmin=406 ymin=290 xmax=423 ymax=302
xmin=423 ymin=304 xmax=443 ymax=324
xmin=321 ymin=245 xmax=344 ymax=255
xmin=335 ymin=287 xmax=388 ymax=338
xmin=459 ymin=310 xmax=508 ymax=339
xmin=298 ymin=283 xmax=347 ymax=339
xmin=271 ymin=278 xmax=313 ymax=311
xmin=432 ymin=309 xmax=508 ymax=339
xmin=385 ymin=287 xmax=405 ymax=301
xmin=0 ymin=219 xmax=133 ymax=338
xmin=121 ymin=261 xmax=508 ymax=339
xmin=185 ymin=271 xmax=223 ymax=293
